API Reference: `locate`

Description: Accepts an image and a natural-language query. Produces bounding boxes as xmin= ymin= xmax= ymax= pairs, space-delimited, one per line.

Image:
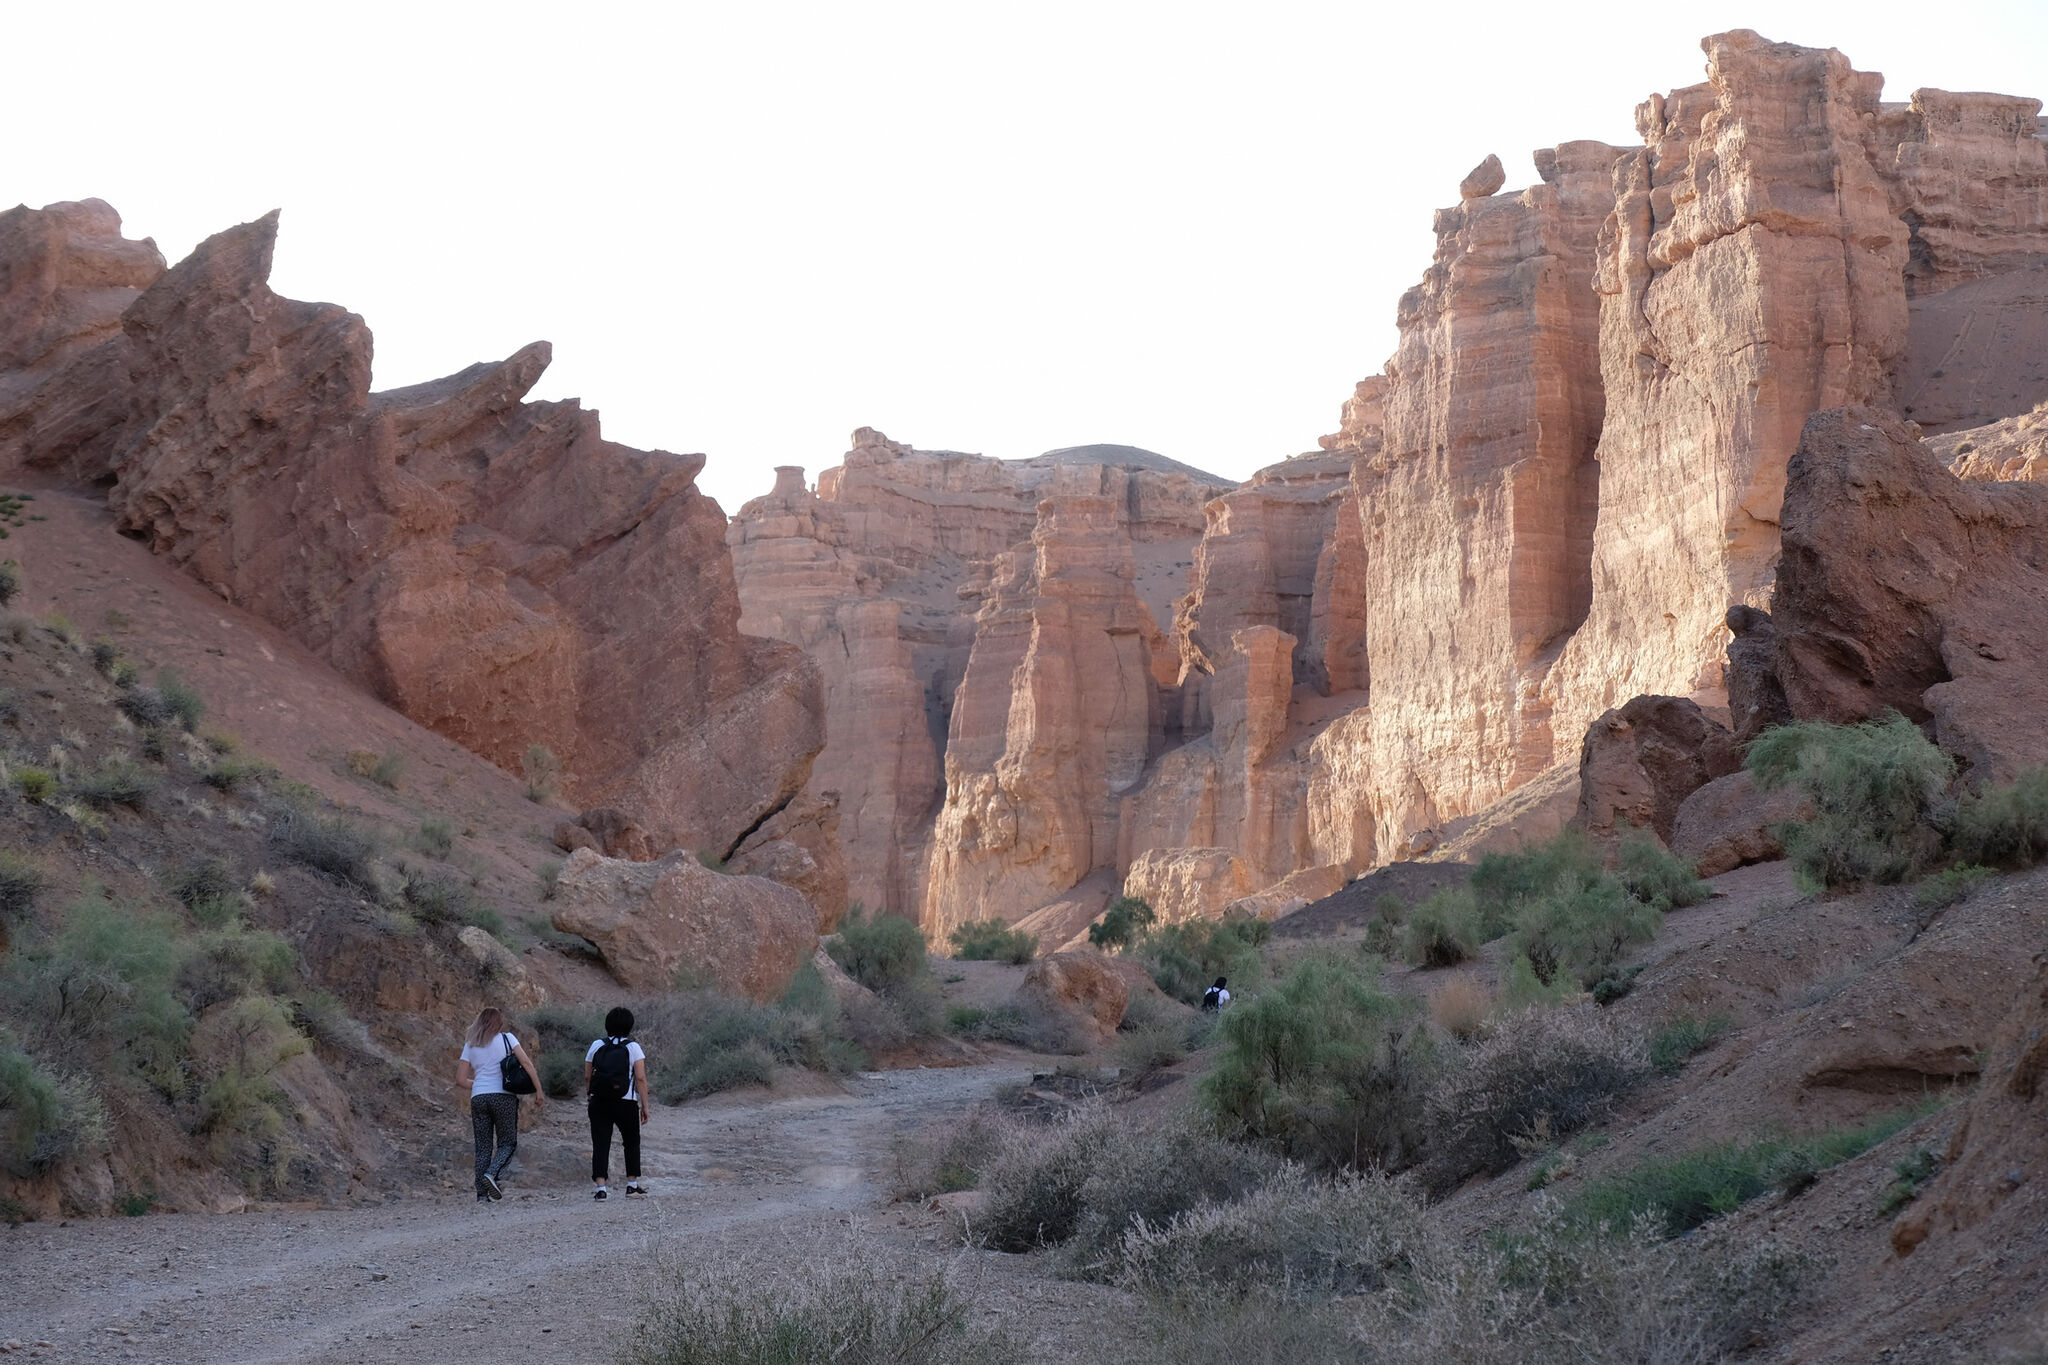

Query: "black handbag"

xmin=499 ymin=1033 xmax=537 ymax=1096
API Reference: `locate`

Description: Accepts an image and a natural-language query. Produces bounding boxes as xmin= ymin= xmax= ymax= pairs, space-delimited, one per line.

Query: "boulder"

xmin=551 ymin=848 xmax=817 ymax=1000
xmin=454 ymin=926 xmax=540 ymax=1008
xmin=1724 ymin=606 xmax=1792 ymax=744
xmin=552 ymin=822 xmax=600 ymax=856
xmin=1458 ymin=153 xmax=1506 ymax=199
xmin=1669 ymin=771 xmax=1813 ymax=878
xmin=1575 ymin=696 xmax=1741 ymax=844
xmin=1773 ymin=407 xmax=2048 ymax=783
xmin=574 ymin=808 xmax=656 ymax=862
xmin=1016 ymin=951 xmax=1157 ymax=1042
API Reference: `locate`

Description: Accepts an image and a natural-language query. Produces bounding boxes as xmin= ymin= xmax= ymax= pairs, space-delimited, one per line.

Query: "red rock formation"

xmin=1773 ymin=407 xmax=2048 ymax=784
xmin=0 ymin=206 xmax=824 ymax=864
xmin=1574 ymin=695 xmax=1741 ymax=845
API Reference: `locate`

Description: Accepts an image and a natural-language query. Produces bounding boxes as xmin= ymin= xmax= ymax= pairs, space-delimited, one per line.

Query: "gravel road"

xmin=0 ymin=1062 xmax=1049 ymax=1364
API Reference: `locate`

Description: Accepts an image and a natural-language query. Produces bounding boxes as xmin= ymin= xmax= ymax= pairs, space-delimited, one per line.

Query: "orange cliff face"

xmin=734 ymin=30 xmax=2048 ymax=944
xmin=0 ymin=201 xmax=826 ymax=868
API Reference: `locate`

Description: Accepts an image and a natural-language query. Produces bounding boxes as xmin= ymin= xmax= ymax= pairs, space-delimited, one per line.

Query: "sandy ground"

xmin=0 ymin=1059 xmax=1115 ymax=1365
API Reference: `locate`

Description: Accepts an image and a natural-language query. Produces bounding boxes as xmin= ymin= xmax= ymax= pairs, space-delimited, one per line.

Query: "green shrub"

xmin=828 ymin=908 xmax=931 ymax=996
xmin=175 ymin=923 xmax=298 ymax=1012
xmin=1422 ymin=1006 xmax=1646 ymax=1193
xmin=623 ymin=1249 xmax=1020 ymax=1365
xmin=1648 ymin=1013 xmax=1732 ymax=1076
xmin=0 ymin=850 xmax=46 ymax=928
xmin=0 ymin=1035 xmax=108 ymax=1173
xmin=1400 ymin=887 xmax=1482 ymax=968
xmin=111 ymin=660 xmax=140 ymax=689
xmin=947 ymin=919 xmax=1037 ymax=964
xmin=1616 ymin=829 xmax=1712 ymax=909
xmin=14 ymin=766 xmax=56 ymax=803
xmin=412 ymin=819 xmax=455 ymax=858
xmin=271 ymin=808 xmax=381 ymax=892
xmin=1880 ymin=1147 xmax=1941 ymax=1215
xmin=1916 ymin=863 xmax=1995 ymax=910
xmin=117 ymin=686 xmax=174 ymax=728
xmin=0 ymin=561 xmax=17 ymax=606
xmin=70 ymin=757 xmax=158 ymax=810
xmin=1111 ymin=1168 xmax=1424 ymax=1295
xmin=43 ymin=611 xmax=75 ymax=645
xmin=1747 ymin=712 xmax=1955 ymax=888
xmin=1202 ymin=952 xmax=1436 ymax=1173
xmin=1469 ymin=831 xmax=1604 ymax=936
xmin=2 ymin=894 xmax=193 ymax=1093
xmin=156 ymin=669 xmax=205 ymax=731
xmin=1950 ymin=767 xmax=2048 ymax=870
xmin=944 ymin=1001 xmax=1089 ymax=1054
xmin=90 ymin=639 xmax=119 ymax=676
xmin=1500 ymin=953 xmax=1580 ymax=1011
xmin=1566 ymin=1103 xmax=1934 ymax=1237
xmin=1088 ymin=894 xmax=1157 ymax=951
xmin=401 ymin=868 xmax=501 ymax=935
xmin=166 ymin=857 xmax=240 ymax=910
xmin=1506 ymin=871 xmax=1661 ymax=988
xmin=976 ymin=1108 xmax=1124 ymax=1251
xmin=537 ymin=858 xmax=562 ymax=901
xmin=200 ymin=756 xmax=278 ymax=794
xmin=1134 ymin=917 xmax=1270 ymax=1005
xmin=116 ymin=1190 xmax=153 ymax=1217
xmin=1058 ymin=1121 xmax=1286 ymax=1279
xmin=645 ymin=987 xmax=865 ymax=1102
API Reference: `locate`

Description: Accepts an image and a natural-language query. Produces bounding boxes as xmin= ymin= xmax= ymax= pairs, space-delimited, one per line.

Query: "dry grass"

xmin=1429 ymin=978 xmax=1492 ymax=1041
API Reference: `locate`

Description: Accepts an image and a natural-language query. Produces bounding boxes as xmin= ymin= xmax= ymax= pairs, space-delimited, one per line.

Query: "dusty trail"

xmin=0 ymin=1062 xmax=1044 ymax=1364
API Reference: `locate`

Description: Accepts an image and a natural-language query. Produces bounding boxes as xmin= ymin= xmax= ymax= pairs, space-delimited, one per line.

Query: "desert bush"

xmin=412 ymin=818 xmax=455 ymax=858
xmin=165 ymin=856 xmax=240 ymax=910
xmin=643 ymin=983 xmax=865 ymax=1102
xmin=977 ymin=1108 xmax=1124 ymax=1251
xmin=1469 ymin=831 xmax=1604 ymax=935
xmin=149 ymin=669 xmax=205 ymax=731
xmin=42 ymin=611 xmax=76 ymax=645
xmin=1400 ymin=887 xmax=1483 ymax=968
xmin=1134 ymin=917 xmax=1270 ymax=1005
xmin=890 ymin=1106 xmax=1015 ymax=1201
xmin=1054 ymin=1122 xmax=1287 ymax=1278
xmin=116 ymin=686 xmax=174 ymax=729
xmin=1648 ymin=1013 xmax=1732 ymax=1076
xmin=13 ymin=766 xmax=56 ymax=804
xmin=526 ymin=1001 xmax=608 ymax=1098
xmin=270 ymin=806 xmax=381 ymax=892
xmin=1 ymin=894 xmax=193 ymax=1093
xmin=537 ymin=858 xmax=562 ymax=901
xmin=1499 ymin=954 xmax=1579 ymax=1011
xmin=1113 ymin=1167 xmax=1425 ymax=1296
xmin=521 ymin=743 xmax=560 ymax=802
xmin=1566 ymin=1102 xmax=1933 ymax=1237
xmin=289 ymin=990 xmax=375 ymax=1056
xmin=947 ymin=919 xmax=1037 ymax=964
xmin=0 ymin=850 xmax=46 ymax=928
xmin=944 ymin=1000 xmax=1091 ymax=1054
xmin=175 ymin=923 xmax=298 ymax=1012
xmin=1111 ymin=1018 xmax=1195 ymax=1072
xmin=400 ymin=867 xmax=501 ymax=935
xmin=1747 ymin=712 xmax=1955 ymax=888
xmin=200 ymin=755 xmax=278 ymax=794
xmin=70 ymin=757 xmax=158 ymax=810
xmin=1950 ymin=767 xmax=2048 ymax=870
xmin=1616 ymin=829 xmax=1712 ymax=909
xmin=1203 ymin=952 xmax=1437 ymax=1173
xmin=1428 ymin=978 xmax=1492 ymax=1040
xmin=347 ymin=748 xmax=404 ymax=789
xmin=623 ymin=1242 xmax=1020 ymax=1365
xmin=90 ymin=639 xmax=118 ymax=676
xmin=0 ymin=1034 xmax=108 ymax=1174
xmin=1506 ymin=872 xmax=1661 ymax=989
xmin=829 ymin=909 xmax=929 ymax=993
xmin=0 ymin=561 xmax=17 ymax=606
xmin=1915 ymin=863 xmax=1996 ymax=910
xmin=1089 ymin=894 xmax=1157 ymax=951
xmin=1422 ymin=1006 xmax=1647 ymax=1193
xmin=1879 ymin=1146 xmax=1941 ymax=1215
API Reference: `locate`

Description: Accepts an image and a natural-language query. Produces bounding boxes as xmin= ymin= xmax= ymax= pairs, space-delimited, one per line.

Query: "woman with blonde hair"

xmin=455 ymin=1006 xmax=545 ymax=1203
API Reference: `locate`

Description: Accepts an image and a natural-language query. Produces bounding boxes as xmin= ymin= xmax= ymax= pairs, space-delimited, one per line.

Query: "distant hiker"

xmin=455 ymin=1006 xmax=544 ymax=1204
xmin=1201 ymin=977 xmax=1231 ymax=1012
xmin=585 ymin=1006 xmax=651 ymax=1201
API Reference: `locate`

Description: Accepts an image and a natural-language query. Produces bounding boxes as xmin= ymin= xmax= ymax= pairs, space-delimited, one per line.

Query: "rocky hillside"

xmin=733 ymin=29 xmax=2048 ymax=942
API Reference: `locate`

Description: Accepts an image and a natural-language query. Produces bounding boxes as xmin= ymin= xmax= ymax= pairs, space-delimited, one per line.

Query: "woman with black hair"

xmin=584 ymin=1005 xmax=651 ymax=1201
xmin=454 ymin=1006 xmax=545 ymax=1203
xmin=1201 ymin=977 xmax=1231 ymax=1011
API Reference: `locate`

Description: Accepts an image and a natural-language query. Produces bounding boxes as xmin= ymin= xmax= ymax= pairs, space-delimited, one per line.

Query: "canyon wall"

xmin=0 ymin=203 xmax=824 ymax=862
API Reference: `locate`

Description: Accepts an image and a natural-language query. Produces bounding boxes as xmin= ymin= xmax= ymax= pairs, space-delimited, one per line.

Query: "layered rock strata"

xmin=0 ymin=204 xmax=823 ymax=862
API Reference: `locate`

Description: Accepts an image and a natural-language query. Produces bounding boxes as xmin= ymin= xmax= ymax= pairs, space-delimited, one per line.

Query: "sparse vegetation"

xmin=1428 ymin=977 xmax=1492 ymax=1040
xmin=1880 ymin=1146 xmax=1941 ymax=1215
xmin=1401 ymin=887 xmax=1483 ymax=967
xmin=1616 ymin=828 xmax=1712 ymax=909
xmin=624 ymin=1244 xmax=1020 ymax=1365
xmin=537 ymin=857 xmax=562 ymax=900
xmin=13 ymin=766 xmax=56 ymax=804
xmin=1088 ymin=894 xmax=1156 ymax=951
xmin=1916 ymin=862 xmax=1995 ymax=910
xmin=347 ymin=748 xmax=404 ymax=789
xmin=1566 ymin=1102 xmax=1937 ymax=1237
xmin=828 ymin=908 xmax=932 ymax=998
xmin=521 ymin=743 xmax=560 ymax=802
xmin=90 ymin=639 xmax=119 ymax=676
xmin=400 ymin=866 xmax=501 ymax=935
xmin=0 ymin=560 xmax=18 ymax=607
xmin=1648 ymin=1013 xmax=1732 ymax=1076
xmin=42 ymin=611 xmax=76 ymax=646
xmin=1133 ymin=916 xmax=1270 ymax=1005
xmin=270 ymin=806 xmax=381 ymax=892
xmin=1950 ymin=766 xmax=2048 ymax=871
xmin=156 ymin=669 xmax=205 ymax=731
xmin=0 ymin=850 xmax=47 ymax=930
xmin=947 ymin=918 xmax=1037 ymax=964
xmin=412 ymin=818 xmax=455 ymax=858
xmin=199 ymin=754 xmax=278 ymax=794
xmin=1748 ymin=711 xmax=1955 ymax=889
xmin=70 ymin=757 xmax=159 ymax=810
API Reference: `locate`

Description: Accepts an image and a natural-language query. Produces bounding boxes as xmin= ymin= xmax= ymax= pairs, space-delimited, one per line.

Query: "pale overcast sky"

xmin=10 ymin=1 xmax=2047 ymax=512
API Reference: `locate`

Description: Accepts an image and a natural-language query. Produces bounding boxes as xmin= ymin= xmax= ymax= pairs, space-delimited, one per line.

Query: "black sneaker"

xmin=481 ymin=1173 xmax=503 ymax=1201
xmin=592 ymin=1187 xmax=609 ymax=1201
xmin=625 ymin=1183 xmax=647 ymax=1198
xmin=476 ymin=1193 xmax=490 ymax=1204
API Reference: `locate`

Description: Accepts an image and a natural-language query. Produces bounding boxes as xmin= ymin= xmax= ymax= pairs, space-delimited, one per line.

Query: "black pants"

xmin=471 ymin=1093 xmax=519 ymax=1195
xmin=589 ymin=1097 xmax=640 ymax=1182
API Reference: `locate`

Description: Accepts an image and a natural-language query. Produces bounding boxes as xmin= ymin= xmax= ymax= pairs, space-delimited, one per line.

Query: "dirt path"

xmin=0 ymin=1061 xmax=1050 ymax=1364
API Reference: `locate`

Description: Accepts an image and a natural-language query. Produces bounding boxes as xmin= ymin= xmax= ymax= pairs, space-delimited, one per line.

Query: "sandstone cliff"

xmin=0 ymin=203 xmax=824 ymax=863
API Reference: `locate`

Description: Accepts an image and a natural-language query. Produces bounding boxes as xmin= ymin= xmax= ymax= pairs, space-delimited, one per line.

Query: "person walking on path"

xmin=455 ymin=1007 xmax=545 ymax=1203
xmin=585 ymin=1006 xmax=651 ymax=1201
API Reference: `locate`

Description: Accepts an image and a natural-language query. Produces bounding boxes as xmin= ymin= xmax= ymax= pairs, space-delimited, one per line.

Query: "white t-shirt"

xmin=585 ymin=1038 xmax=647 ymax=1102
xmin=459 ymin=1033 xmax=523 ymax=1098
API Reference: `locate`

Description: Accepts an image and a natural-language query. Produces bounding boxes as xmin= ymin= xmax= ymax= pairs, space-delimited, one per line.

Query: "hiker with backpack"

xmin=454 ymin=1006 xmax=545 ymax=1203
xmin=1201 ymin=977 xmax=1231 ymax=1012
xmin=585 ymin=1006 xmax=651 ymax=1201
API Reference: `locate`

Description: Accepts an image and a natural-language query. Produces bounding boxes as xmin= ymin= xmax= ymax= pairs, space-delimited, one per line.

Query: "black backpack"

xmin=1201 ymin=986 xmax=1223 ymax=1012
xmin=590 ymin=1036 xmax=634 ymax=1101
